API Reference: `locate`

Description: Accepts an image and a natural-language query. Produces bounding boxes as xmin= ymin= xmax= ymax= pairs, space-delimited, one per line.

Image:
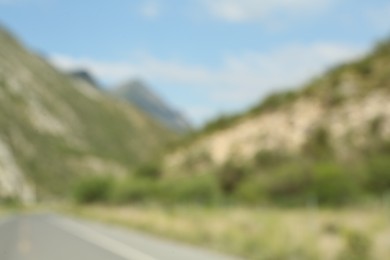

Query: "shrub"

xmin=365 ymin=156 xmax=390 ymax=196
xmin=252 ymin=160 xmax=361 ymax=206
xmin=110 ymin=174 xmax=221 ymax=205
xmin=338 ymin=230 xmax=372 ymax=260
xmin=217 ymin=161 xmax=247 ymax=195
xmin=0 ymin=196 xmax=21 ymax=208
xmin=263 ymin=162 xmax=312 ymax=205
xmin=253 ymin=150 xmax=288 ymax=168
xmin=354 ymin=60 xmax=372 ymax=77
xmin=202 ymin=114 xmax=240 ymax=134
xmin=72 ymin=176 xmax=113 ymax=204
xmin=111 ymin=178 xmax=156 ymax=204
xmin=250 ymin=90 xmax=297 ymax=114
xmin=303 ymin=126 xmax=332 ymax=159
xmin=326 ymin=90 xmax=345 ymax=107
xmin=134 ymin=162 xmax=162 ymax=179
xmin=369 ymin=116 xmax=384 ymax=137
xmin=234 ymin=179 xmax=266 ymax=205
xmin=309 ymin=162 xmax=359 ymax=206
xmin=159 ymin=175 xmax=221 ymax=205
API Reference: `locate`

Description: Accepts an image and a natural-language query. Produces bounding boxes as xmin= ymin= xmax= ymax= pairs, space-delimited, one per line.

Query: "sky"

xmin=1 ymin=0 xmax=390 ymax=126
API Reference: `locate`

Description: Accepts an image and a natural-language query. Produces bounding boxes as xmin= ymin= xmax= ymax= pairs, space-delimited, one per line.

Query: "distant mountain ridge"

xmin=0 ymin=26 xmax=175 ymax=202
xmin=111 ymin=80 xmax=192 ymax=133
xmin=69 ymin=69 xmax=100 ymax=88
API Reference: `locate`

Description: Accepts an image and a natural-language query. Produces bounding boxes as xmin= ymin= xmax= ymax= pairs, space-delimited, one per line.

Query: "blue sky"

xmin=1 ymin=0 xmax=390 ymax=126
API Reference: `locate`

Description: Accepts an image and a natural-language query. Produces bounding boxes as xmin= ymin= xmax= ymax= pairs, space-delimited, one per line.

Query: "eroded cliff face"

xmin=165 ymin=40 xmax=390 ymax=173
xmin=0 ymin=138 xmax=35 ymax=204
xmin=167 ymin=89 xmax=390 ymax=172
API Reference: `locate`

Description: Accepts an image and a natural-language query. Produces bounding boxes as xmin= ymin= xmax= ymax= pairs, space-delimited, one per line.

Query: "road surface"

xmin=0 ymin=213 xmax=240 ymax=260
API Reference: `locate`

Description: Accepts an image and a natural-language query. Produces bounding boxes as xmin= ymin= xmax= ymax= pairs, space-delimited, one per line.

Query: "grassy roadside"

xmin=0 ymin=204 xmax=35 ymax=216
xmin=63 ymin=204 xmax=390 ymax=260
xmin=0 ymin=206 xmax=6 ymax=217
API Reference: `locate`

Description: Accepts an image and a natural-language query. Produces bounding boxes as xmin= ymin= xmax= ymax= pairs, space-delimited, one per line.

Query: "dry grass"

xmin=0 ymin=207 xmax=6 ymax=216
xmin=66 ymin=204 xmax=390 ymax=260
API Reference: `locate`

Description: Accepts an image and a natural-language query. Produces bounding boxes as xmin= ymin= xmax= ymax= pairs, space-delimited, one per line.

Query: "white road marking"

xmin=50 ymin=217 xmax=158 ymax=260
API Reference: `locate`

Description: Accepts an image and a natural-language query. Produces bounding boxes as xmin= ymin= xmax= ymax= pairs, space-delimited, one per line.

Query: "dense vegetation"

xmin=72 ymin=140 xmax=390 ymax=207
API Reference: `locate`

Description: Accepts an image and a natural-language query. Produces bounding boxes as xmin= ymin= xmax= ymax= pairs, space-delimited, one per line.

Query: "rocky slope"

xmin=0 ymin=26 xmax=175 ymax=202
xmin=111 ymin=80 xmax=191 ymax=133
xmin=166 ymin=40 xmax=390 ymax=173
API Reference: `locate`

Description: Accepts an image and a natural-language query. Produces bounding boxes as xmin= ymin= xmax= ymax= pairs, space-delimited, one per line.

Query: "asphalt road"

xmin=0 ymin=214 xmax=240 ymax=260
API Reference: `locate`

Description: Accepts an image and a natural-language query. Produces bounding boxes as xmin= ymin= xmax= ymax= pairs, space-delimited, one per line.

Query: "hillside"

xmin=166 ymin=39 xmax=390 ymax=173
xmin=0 ymin=26 xmax=175 ymax=202
xmin=111 ymin=80 xmax=191 ymax=133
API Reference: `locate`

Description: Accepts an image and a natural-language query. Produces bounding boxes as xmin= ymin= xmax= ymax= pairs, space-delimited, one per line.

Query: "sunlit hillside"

xmin=0 ymin=27 xmax=175 ymax=201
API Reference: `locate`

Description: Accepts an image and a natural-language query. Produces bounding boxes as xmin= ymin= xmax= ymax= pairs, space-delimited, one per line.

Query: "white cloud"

xmin=140 ymin=1 xmax=161 ymax=19
xmin=49 ymin=42 xmax=364 ymax=124
xmin=201 ymin=0 xmax=332 ymax=23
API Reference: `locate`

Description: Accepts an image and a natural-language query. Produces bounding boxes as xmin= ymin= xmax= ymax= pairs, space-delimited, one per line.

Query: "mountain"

xmin=69 ymin=69 xmax=100 ymax=89
xmin=0 ymin=26 xmax=175 ymax=202
xmin=110 ymin=80 xmax=191 ymax=133
xmin=165 ymin=39 xmax=390 ymax=174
